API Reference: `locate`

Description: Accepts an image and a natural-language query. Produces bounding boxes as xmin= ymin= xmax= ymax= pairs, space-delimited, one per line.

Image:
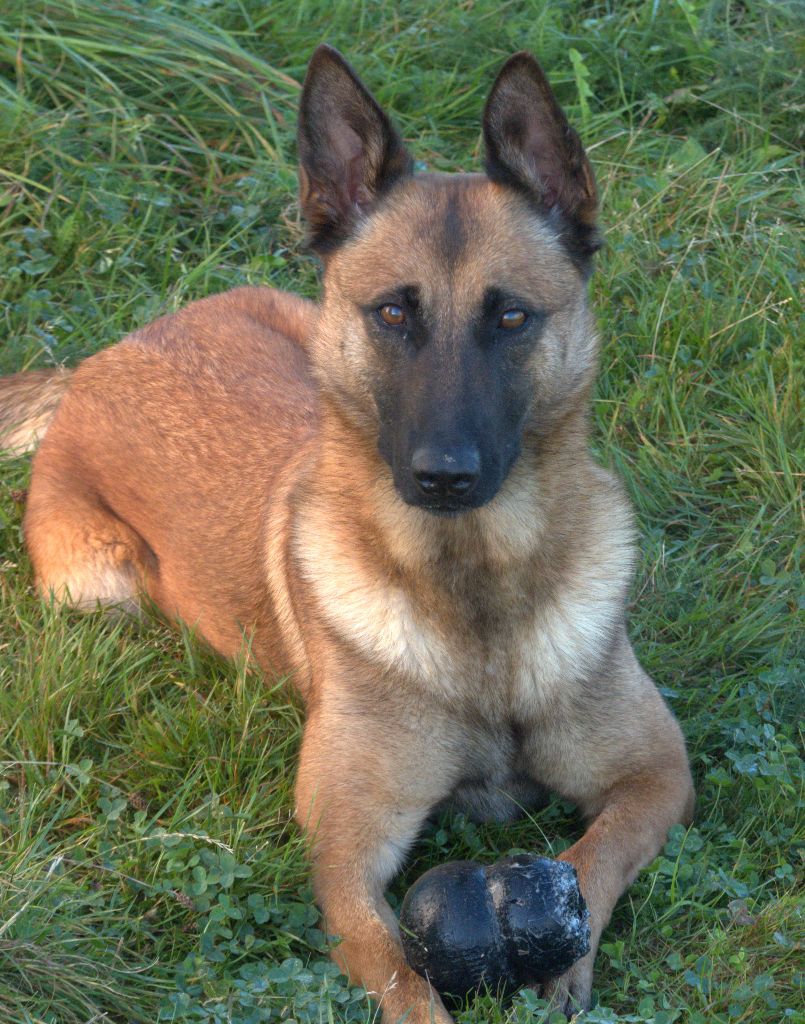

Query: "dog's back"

xmin=6 ymin=286 xmax=318 ymax=663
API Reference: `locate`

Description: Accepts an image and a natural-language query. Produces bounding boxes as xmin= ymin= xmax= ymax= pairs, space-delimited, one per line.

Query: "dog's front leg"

xmin=545 ymin=764 xmax=694 ymax=1015
xmin=295 ymin=703 xmax=455 ymax=1024
xmin=529 ymin=655 xmax=694 ymax=1016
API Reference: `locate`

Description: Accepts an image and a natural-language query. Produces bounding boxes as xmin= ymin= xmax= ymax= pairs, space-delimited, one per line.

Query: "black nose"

xmin=411 ymin=446 xmax=481 ymax=500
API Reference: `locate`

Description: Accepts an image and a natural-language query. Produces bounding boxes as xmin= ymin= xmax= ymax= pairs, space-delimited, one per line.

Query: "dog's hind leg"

xmin=23 ymin=457 xmax=153 ymax=615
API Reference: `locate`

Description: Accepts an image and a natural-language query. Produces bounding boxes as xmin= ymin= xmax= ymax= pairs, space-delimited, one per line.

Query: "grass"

xmin=0 ymin=1 xmax=802 ymax=1021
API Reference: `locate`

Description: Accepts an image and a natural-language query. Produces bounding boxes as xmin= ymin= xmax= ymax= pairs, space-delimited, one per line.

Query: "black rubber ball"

xmin=399 ymin=855 xmax=590 ymax=1001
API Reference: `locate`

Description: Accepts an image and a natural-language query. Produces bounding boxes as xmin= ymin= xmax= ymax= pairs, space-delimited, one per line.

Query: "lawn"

xmin=0 ymin=1 xmax=802 ymax=1022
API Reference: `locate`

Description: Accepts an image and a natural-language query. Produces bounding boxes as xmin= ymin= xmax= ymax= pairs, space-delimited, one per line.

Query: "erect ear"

xmin=297 ymin=45 xmax=413 ymax=253
xmin=483 ymin=53 xmax=600 ymax=262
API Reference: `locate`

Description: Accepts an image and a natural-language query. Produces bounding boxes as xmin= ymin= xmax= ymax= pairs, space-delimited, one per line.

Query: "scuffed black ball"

xmin=399 ymin=855 xmax=590 ymax=1001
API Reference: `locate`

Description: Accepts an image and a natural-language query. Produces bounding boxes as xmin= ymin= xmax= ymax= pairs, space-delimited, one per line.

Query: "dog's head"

xmin=299 ymin=46 xmax=600 ymax=515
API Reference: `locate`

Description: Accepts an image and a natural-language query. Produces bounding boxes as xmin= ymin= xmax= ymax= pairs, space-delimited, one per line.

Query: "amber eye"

xmin=499 ymin=309 xmax=527 ymax=330
xmin=378 ymin=303 xmax=406 ymax=326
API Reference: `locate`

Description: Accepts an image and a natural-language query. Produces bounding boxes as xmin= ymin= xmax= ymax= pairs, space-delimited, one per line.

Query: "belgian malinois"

xmin=0 ymin=46 xmax=694 ymax=1022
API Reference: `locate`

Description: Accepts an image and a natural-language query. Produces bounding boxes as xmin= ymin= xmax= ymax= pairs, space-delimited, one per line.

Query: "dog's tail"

xmin=0 ymin=367 xmax=73 ymax=456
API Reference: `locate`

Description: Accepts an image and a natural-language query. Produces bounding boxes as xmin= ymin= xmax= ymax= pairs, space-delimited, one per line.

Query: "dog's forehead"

xmin=329 ymin=175 xmax=581 ymax=310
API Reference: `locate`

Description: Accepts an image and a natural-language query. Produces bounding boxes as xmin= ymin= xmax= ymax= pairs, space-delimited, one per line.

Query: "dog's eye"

xmin=499 ymin=309 xmax=527 ymax=330
xmin=378 ymin=304 xmax=406 ymax=326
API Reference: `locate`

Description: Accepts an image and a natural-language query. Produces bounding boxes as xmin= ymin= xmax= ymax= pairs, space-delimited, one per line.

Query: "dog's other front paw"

xmin=539 ymin=955 xmax=594 ymax=1019
xmin=383 ymin=999 xmax=453 ymax=1024
xmin=377 ymin=978 xmax=454 ymax=1024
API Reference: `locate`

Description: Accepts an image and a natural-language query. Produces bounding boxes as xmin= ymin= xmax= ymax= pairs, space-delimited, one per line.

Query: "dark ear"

xmin=298 ymin=45 xmax=413 ymax=252
xmin=483 ymin=53 xmax=600 ymax=263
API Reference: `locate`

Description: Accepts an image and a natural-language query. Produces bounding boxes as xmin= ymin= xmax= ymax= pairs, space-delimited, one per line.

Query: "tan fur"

xmin=1 ymin=66 xmax=694 ymax=1024
xmin=0 ymin=367 xmax=73 ymax=455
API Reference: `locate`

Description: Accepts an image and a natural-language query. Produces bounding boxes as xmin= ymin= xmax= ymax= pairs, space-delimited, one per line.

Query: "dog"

xmin=0 ymin=46 xmax=694 ymax=1023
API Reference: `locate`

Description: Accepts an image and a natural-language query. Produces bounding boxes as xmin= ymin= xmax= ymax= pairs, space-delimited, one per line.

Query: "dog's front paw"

xmin=539 ymin=955 xmax=594 ymax=1019
xmin=383 ymin=999 xmax=453 ymax=1024
xmin=377 ymin=978 xmax=454 ymax=1024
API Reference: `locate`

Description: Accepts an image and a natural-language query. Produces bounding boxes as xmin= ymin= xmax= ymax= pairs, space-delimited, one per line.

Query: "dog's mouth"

xmin=380 ymin=439 xmax=515 ymax=516
xmin=418 ymin=502 xmax=467 ymax=518
xmin=401 ymin=491 xmax=490 ymax=517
